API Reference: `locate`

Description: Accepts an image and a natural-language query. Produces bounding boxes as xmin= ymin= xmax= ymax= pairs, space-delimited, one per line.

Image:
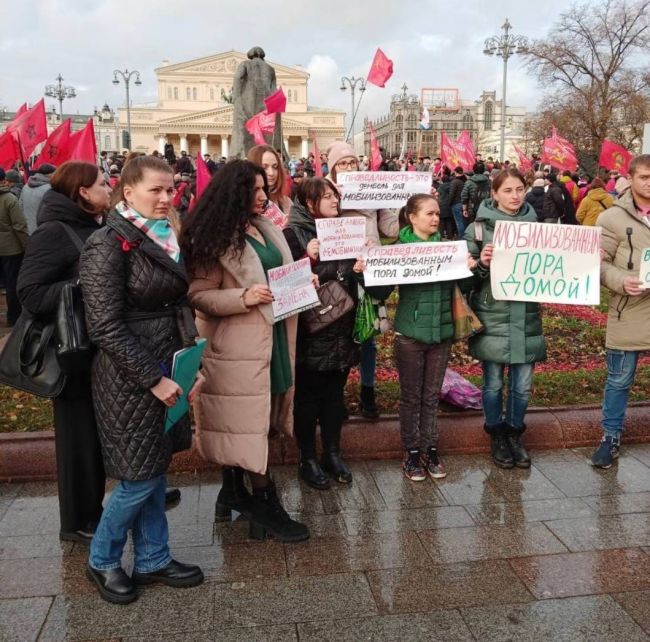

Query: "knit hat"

xmin=326 ymin=141 xmax=356 ymax=171
xmin=38 ymin=164 xmax=56 ymax=175
xmin=5 ymin=169 xmax=21 ymax=183
xmin=533 ymin=178 xmax=545 ymax=187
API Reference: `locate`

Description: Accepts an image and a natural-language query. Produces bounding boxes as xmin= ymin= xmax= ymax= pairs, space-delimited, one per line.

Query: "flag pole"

xmin=15 ymin=133 xmax=29 ymax=183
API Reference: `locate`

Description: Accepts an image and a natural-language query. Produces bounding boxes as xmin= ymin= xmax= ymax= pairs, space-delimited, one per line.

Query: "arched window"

xmin=484 ymin=102 xmax=493 ymax=130
xmin=395 ymin=113 xmax=403 ymax=128
xmin=173 ymin=87 xmax=178 ymax=100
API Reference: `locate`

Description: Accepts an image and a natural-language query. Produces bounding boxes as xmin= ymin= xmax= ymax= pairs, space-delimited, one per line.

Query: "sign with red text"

xmin=363 ymin=241 xmax=472 ymax=286
xmin=268 ymin=258 xmax=319 ymax=321
xmin=337 ymin=171 xmax=431 ymax=209
xmin=490 ymin=220 xmax=601 ymax=305
xmin=316 ymin=216 xmax=366 ymax=261
xmin=640 ymin=248 xmax=650 ymax=290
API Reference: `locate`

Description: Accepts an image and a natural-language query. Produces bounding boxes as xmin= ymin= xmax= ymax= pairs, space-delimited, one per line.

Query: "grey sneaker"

xmin=422 ymin=447 xmax=447 ymax=479
xmin=591 ymin=435 xmax=620 ymax=469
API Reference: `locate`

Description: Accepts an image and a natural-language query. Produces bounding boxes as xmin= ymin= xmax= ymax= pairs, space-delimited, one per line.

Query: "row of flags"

xmin=0 ymin=98 xmax=97 ymax=173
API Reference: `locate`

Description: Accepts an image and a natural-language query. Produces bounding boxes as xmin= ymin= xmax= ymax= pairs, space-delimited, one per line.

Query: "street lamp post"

xmin=44 ymin=74 xmax=76 ymax=120
xmin=112 ymin=69 xmax=142 ymax=151
xmin=483 ymin=18 xmax=527 ymax=162
xmin=340 ymin=76 xmax=366 ymax=143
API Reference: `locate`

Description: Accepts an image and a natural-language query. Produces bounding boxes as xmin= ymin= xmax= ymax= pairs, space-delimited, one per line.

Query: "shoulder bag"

xmin=301 ymin=275 xmax=354 ymax=335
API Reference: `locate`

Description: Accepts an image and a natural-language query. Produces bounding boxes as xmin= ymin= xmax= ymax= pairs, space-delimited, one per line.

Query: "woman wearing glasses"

xmin=325 ymin=141 xmax=398 ymax=419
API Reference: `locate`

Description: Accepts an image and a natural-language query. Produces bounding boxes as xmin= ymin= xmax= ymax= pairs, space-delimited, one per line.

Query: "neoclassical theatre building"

xmin=119 ymin=50 xmax=346 ymax=158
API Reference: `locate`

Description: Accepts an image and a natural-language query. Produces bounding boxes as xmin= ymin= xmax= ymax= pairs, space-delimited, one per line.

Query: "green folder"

xmin=164 ymin=338 xmax=207 ymax=432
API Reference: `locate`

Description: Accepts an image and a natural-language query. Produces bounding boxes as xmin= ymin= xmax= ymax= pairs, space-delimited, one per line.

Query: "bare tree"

xmin=524 ymin=0 xmax=650 ymax=171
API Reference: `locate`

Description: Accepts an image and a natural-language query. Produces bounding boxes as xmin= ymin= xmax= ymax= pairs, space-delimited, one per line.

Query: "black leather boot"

xmin=359 ymin=385 xmax=380 ymax=419
xmin=298 ymin=458 xmax=331 ymax=490
xmin=321 ymin=450 xmax=353 ymax=484
xmin=485 ymin=423 xmax=514 ymax=469
xmin=248 ymin=483 xmax=310 ymax=543
xmin=86 ymin=565 xmax=137 ymax=604
xmin=215 ymin=467 xmax=253 ymax=521
xmin=505 ymin=424 xmax=531 ymax=468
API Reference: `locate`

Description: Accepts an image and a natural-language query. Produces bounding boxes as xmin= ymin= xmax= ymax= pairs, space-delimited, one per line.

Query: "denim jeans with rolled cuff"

xmin=482 ymin=362 xmax=534 ymax=430
xmin=602 ymin=348 xmax=639 ymax=439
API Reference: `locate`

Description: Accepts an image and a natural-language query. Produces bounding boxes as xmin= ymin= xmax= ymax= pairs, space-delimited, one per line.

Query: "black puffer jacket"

xmin=525 ymin=186 xmax=546 ymax=221
xmin=17 ymin=189 xmax=102 ymax=319
xmin=284 ymin=203 xmax=360 ymax=372
xmin=79 ymin=211 xmax=197 ymax=481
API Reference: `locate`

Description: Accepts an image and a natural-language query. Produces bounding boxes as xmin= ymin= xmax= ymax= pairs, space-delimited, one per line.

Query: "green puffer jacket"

xmin=369 ymin=227 xmax=454 ymax=345
xmin=463 ymin=199 xmax=546 ymax=364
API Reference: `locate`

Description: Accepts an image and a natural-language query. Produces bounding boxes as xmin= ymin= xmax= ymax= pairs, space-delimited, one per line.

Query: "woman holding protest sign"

xmin=283 ymin=177 xmax=363 ymax=489
xmin=247 ymin=145 xmax=292 ymax=228
xmin=181 ymin=160 xmax=309 ymax=543
xmin=463 ymin=168 xmax=546 ymax=469
xmin=326 ymin=141 xmax=399 ymax=419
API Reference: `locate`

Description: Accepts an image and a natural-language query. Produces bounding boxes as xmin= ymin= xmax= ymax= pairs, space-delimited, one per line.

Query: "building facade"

xmin=119 ymin=50 xmax=345 ymax=158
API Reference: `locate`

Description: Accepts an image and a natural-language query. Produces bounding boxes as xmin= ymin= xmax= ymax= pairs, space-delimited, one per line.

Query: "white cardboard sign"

xmin=337 ymin=171 xmax=431 ymax=209
xmin=639 ymin=247 xmax=650 ymax=289
xmin=268 ymin=258 xmax=319 ymax=321
xmin=316 ymin=216 xmax=366 ymax=261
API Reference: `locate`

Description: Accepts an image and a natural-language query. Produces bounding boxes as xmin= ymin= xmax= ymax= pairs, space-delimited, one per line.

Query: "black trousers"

xmin=0 ymin=253 xmax=23 ymax=326
xmin=293 ymin=367 xmax=348 ymax=458
xmin=53 ymin=375 xmax=106 ymax=533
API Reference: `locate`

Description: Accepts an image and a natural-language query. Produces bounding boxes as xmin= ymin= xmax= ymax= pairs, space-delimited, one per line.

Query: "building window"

xmin=484 ymin=101 xmax=493 ymax=130
xmin=407 ymin=131 xmax=416 ymax=143
xmin=395 ymin=113 xmax=403 ymax=128
xmin=173 ymin=87 xmax=178 ymax=100
xmin=186 ymin=87 xmax=191 ymax=100
xmin=395 ymin=132 xmax=403 ymax=144
xmin=407 ymin=113 xmax=417 ymax=129
xmin=193 ymin=87 xmax=197 ymax=100
xmin=104 ymin=135 xmax=111 ymax=150
xmin=462 ymin=112 xmax=473 ymax=130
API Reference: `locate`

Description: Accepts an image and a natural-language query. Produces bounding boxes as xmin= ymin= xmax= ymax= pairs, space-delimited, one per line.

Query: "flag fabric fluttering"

xmin=0 ymin=131 xmax=20 ymax=170
xmin=6 ymin=98 xmax=48 ymax=158
xmin=263 ymin=88 xmax=287 ymax=115
xmin=419 ymin=106 xmax=431 ymax=130
xmin=369 ymin=123 xmax=382 ymax=170
xmin=541 ymin=126 xmax=578 ymax=173
xmin=245 ymin=109 xmax=276 ymax=146
xmin=440 ymin=131 xmax=475 ymax=172
xmin=513 ymin=144 xmax=532 ymax=172
xmin=367 ymin=48 xmax=394 ymax=88
xmin=456 ymin=130 xmax=476 ymax=168
xmin=66 ymin=119 xmax=97 ymax=164
xmin=33 ymin=119 xmax=72 ymax=169
xmin=312 ymin=137 xmax=323 ymax=177
xmin=599 ymin=140 xmax=632 ymax=175
xmin=195 ymin=152 xmax=212 ymax=202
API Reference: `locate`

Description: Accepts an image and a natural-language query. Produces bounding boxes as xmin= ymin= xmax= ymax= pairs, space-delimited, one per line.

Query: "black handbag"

xmin=301 ymin=279 xmax=355 ymax=335
xmin=0 ymin=311 xmax=66 ymax=398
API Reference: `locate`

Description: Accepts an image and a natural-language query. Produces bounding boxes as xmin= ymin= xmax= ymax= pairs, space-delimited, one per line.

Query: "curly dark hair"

xmin=180 ymin=160 xmax=268 ymax=271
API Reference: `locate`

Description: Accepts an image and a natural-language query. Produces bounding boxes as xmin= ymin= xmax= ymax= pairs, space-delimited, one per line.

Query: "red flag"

xmin=6 ymin=98 xmax=48 ymax=158
xmin=456 ymin=130 xmax=476 ymax=169
xmin=33 ymin=119 xmax=72 ymax=169
xmin=0 ymin=131 xmax=20 ymax=170
xmin=513 ymin=144 xmax=532 ymax=172
xmin=599 ymin=140 xmax=632 ymax=174
xmin=195 ymin=152 xmax=211 ymax=201
xmin=245 ymin=109 xmax=276 ymax=146
xmin=441 ymin=131 xmax=474 ymax=172
xmin=14 ymin=103 xmax=27 ymax=118
xmin=264 ymin=88 xmax=287 ymax=114
xmin=541 ymin=126 xmax=577 ymax=172
xmin=312 ymin=138 xmax=323 ymax=178
xmin=367 ymin=48 xmax=394 ymax=88
xmin=66 ymin=119 xmax=97 ymax=163
xmin=369 ymin=123 xmax=382 ymax=170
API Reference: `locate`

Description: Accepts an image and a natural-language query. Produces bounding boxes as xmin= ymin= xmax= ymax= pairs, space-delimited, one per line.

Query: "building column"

xmin=283 ymin=138 xmax=290 ymax=154
xmin=200 ymin=135 xmax=208 ymax=156
xmin=158 ymin=135 xmax=167 ymax=154
xmin=220 ymin=135 xmax=229 ymax=158
xmin=180 ymin=134 xmax=189 ymax=153
xmin=301 ymin=137 xmax=309 ymax=158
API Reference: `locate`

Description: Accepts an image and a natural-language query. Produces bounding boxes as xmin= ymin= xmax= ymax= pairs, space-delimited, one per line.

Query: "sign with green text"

xmin=640 ymin=247 xmax=650 ymax=290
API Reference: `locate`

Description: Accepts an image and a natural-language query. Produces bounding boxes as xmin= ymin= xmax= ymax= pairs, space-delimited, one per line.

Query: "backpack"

xmin=470 ymin=180 xmax=491 ymax=219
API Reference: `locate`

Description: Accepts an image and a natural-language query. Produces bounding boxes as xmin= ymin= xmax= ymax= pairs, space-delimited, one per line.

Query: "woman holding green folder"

xmin=181 ymin=160 xmax=310 ymax=543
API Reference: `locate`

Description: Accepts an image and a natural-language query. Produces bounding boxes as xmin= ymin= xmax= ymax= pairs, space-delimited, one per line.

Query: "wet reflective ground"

xmin=1 ymin=446 xmax=650 ymax=641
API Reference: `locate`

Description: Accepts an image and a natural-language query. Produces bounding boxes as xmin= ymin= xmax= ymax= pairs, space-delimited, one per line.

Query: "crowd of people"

xmin=0 ymin=139 xmax=648 ymax=605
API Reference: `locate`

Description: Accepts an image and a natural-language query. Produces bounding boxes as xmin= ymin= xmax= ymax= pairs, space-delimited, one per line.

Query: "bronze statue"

xmin=231 ymin=47 xmax=284 ymax=158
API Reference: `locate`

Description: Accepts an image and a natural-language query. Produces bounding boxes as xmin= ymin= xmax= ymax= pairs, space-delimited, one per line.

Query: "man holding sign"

xmin=591 ymin=154 xmax=650 ymax=469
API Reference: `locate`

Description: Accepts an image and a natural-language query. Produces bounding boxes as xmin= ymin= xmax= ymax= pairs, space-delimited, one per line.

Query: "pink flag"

xmin=367 ymin=48 xmax=394 ymax=88
xmin=264 ymin=88 xmax=287 ymax=114
xmin=599 ymin=140 xmax=632 ymax=174
xmin=541 ymin=126 xmax=577 ymax=172
xmin=513 ymin=145 xmax=532 ymax=172
xmin=312 ymin=138 xmax=323 ymax=177
xmin=66 ymin=119 xmax=97 ymax=163
xmin=245 ymin=109 xmax=276 ymax=146
xmin=195 ymin=152 xmax=211 ymax=201
xmin=369 ymin=123 xmax=382 ymax=170
xmin=33 ymin=119 xmax=72 ymax=169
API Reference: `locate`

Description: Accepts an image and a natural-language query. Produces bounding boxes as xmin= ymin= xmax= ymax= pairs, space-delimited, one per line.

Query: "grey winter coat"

xmin=19 ymin=173 xmax=52 ymax=234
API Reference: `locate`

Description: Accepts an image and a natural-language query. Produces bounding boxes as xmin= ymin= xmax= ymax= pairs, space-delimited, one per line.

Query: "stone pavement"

xmin=1 ymin=447 xmax=650 ymax=641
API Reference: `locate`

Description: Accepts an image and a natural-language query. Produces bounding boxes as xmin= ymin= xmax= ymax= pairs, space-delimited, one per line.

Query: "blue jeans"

xmin=360 ymin=338 xmax=376 ymax=388
xmin=482 ymin=362 xmax=534 ymax=430
xmin=451 ymin=203 xmax=465 ymax=238
xmin=602 ymin=349 xmax=639 ymax=438
xmin=89 ymin=474 xmax=171 ymax=573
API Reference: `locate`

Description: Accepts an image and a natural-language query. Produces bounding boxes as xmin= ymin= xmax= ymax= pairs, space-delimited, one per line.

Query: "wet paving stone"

xmin=466 ymin=497 xmax=594 ymax=525
xmin=613 ymin=589 xmax=650 ymax=634
xmin=509 ymin=548 xmax=650 ymax=599
xmin=123 ymin=624 xmax=298 ymax=642
xmin=460 ymin=594 xmax=648 ymax=641
xmin=0 ymin=534 xmax=73 ymax=560
xmin=0 ymin=596 xmax=52 ymax=642
xmin=580 ymin=491 xmax=650 ymax=515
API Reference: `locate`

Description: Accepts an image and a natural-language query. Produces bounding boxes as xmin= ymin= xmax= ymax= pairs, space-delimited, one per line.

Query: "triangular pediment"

xmin=156 ymin=50 xmax=309 ymax=79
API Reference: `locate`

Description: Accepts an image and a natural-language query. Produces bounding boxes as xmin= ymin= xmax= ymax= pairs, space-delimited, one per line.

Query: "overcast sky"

xmin=2 ymin=0 xmax=570 ymax=124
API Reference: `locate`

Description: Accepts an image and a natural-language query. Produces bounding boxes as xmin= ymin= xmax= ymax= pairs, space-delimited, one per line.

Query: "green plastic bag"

xmin=353 ymin=288 xmax=380 ymax=344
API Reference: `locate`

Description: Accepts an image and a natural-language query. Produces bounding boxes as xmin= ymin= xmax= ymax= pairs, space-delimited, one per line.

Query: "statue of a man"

xmin=230 ymin=47 xmax=283 ymax=158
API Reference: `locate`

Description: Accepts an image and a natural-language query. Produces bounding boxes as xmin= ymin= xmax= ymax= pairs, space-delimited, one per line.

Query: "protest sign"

xmin=490 ymin=220 xmax=601 ymax=305
xmin=640 ymin=248 xmax=650 ymax=289
xmin=337 ymin=171 xmax=431 ymax=209
xmin=316 ymin=216 xmax=366 ymax=261
xmin=268 ymin=258 xmax=319 ymax=321
xmin=363 ymin=241 xmax=472 ymax=287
